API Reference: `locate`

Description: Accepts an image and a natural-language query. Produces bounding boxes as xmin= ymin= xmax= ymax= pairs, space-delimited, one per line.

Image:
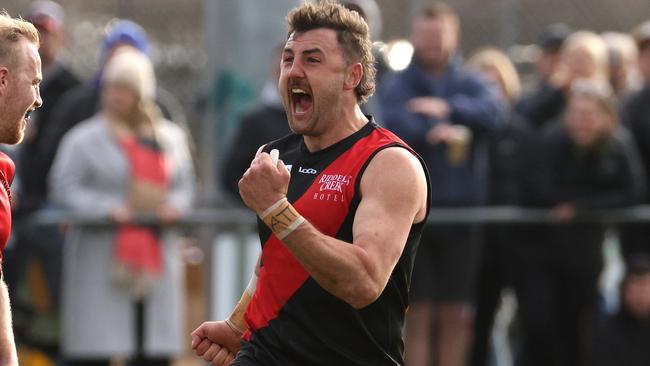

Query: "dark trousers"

xmin=3 ymin=218 xmax=64 ymax=350
xmin=618 ymin=224 xmax=650 ymax=261
xmin=230 ymin=341 xmax=265 ymax=366
xmin=4 ymin=218 xmax=64 ymax=307
xmin=471 ymin=225 xmax=517 ymax=366
xmin=510 ymin=225 xmax=603 ymax=366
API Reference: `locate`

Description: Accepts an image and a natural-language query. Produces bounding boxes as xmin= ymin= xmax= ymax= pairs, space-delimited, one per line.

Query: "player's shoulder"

xmin=360 ymin=145 xmax=429 ymax=221
xmin=0 ymin=152 xmax=14 ymax=183
xmin=359 ymin=123 xmax=427 ymax=181
xmin=369 ymin=146 xmax=425 ymax=176
xmin=361 ymin=145 xmax=428 ymax=195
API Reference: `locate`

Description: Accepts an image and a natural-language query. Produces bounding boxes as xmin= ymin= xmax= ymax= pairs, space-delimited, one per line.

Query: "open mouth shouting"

xmin=289 ymin=85 xmax=313 ymax=119
xmin=24 ymin=109 xmax=33 ymax=123
xmin=22 ymin=109 xmax=36 ymax=130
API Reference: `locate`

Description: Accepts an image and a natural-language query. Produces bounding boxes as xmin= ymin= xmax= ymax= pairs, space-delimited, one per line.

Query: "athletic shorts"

xmin=409 ymin=225 xmax=482 ymax=303
xmin=230 ymin=341 xmax=270 ymax=366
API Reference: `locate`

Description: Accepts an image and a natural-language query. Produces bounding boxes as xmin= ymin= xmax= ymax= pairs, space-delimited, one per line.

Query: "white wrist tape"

xmin=246 ymin=272 xmax=258 ymax=296
xmin=276 ymin=216 xmax=306 ymax=239
xmin=260 ymin=197 xmax=287 ymax=220
xmin=261 ymin=197 xmax=305 ymax=240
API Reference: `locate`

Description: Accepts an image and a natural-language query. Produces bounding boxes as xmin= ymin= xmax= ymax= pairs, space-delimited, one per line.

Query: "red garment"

xmin=0 ymin=152 xmax=15 ymax=265
xmin=115 ymin=225 xmax=162 ymax=275
xmin=114 ymin=136 xmax=169 ymax=282
xmin=242 ymin=122 xmax=431 ymax=366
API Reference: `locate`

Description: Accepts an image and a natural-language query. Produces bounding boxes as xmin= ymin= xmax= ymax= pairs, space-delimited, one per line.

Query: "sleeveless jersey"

xmin=242 ymin=121 xmax=431 ymax=366
xmin=0 ymin=152 xmax=14 ymax=266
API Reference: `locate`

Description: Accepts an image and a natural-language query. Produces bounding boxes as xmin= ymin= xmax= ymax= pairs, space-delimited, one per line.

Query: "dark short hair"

xmin=286 ymin=2 xmax=375 ymax=103
xmin=538 ymin=23 xmax=572 ymax=52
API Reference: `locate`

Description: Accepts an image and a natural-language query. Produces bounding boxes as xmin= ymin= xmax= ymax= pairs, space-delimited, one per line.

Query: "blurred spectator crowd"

xmin=2 ymin=1 xmax=650 ymax=366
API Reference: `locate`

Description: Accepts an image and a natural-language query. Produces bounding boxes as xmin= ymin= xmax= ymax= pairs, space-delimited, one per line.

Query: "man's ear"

xmin=344 ymin=62 xmax=363 ymax=92
xmin=0 ymin=67 xmax=8 ymax=97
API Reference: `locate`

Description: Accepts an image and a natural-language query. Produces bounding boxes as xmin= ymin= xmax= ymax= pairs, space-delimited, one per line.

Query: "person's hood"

xmin=91 ymin=20 xmax=150 ymax=90
xmin=99 ymin=19 xmax=150 ymax=68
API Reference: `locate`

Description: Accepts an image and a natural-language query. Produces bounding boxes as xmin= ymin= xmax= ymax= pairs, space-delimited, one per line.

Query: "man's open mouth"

xmin=290 ymin=87 xmax=313 ymax=116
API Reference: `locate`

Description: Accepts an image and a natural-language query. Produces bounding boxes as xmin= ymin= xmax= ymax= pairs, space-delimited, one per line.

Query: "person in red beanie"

xmin=0 ymin=10 xmax=43 ymax=366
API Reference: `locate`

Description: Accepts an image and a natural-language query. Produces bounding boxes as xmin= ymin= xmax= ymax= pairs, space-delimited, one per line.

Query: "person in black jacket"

xmin=16 ymin=1 xmax=80 ymax=216
xmin=516 ymin=30 xmax=610 ymax=131
xmin=220 ymin=45 xmax=291 ymax=204
xmin=592 ymin=254 xmax=650 ymax=366
xmin=515 ymin=23 xmax=571 ymax=127
xmin=465 ymin=47 xmax=530 ymax=366
xmin=513 ymin=79 xmax=646 ymax=366
xmin=618 ymin=21 xmax=650 ymax=261
xmin=2 ymin=1 xmax=79 ymax=355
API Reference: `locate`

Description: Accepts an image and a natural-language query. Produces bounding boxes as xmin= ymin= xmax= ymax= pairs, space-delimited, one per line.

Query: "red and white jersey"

xmin=0 ymin=152 xmax=14 ymax=265
xmin=242 ymin=119 xmax=431 ymax=366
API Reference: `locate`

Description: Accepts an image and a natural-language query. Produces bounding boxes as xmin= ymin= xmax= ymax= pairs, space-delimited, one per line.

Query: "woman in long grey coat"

xmin=49 ymin=48 xmax=195 ymax=366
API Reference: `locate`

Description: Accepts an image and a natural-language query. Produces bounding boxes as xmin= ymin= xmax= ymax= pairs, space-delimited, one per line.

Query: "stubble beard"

xmin=0 ymin=116 xmax=24 ymax=145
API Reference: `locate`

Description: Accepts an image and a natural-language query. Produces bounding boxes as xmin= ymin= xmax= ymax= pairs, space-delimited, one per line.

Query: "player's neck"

xmin=303 ymin=104 xmax=368 ymax=152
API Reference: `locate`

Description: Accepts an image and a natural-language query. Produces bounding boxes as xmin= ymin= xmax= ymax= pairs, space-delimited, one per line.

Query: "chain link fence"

xmin=377 ymin=0 xmax=650 ymax=50
xmin=3 ymin=0 xmax=650 ymax=199
xmin=377 ymin=0 xmax=650 ymax=89
xmin=3 ymin=0 xmax=205 ymax=154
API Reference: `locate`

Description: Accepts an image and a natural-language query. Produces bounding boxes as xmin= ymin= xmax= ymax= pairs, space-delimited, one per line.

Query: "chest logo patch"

xmin=298 ymin=167 xmax=318 ymax=174
xmin=313 ymin=174 xmax=352 ymax=202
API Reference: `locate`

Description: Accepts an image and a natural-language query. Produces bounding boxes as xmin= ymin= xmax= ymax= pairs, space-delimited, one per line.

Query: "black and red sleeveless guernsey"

xmin=240 ymin=120 xmax=431 ymax=366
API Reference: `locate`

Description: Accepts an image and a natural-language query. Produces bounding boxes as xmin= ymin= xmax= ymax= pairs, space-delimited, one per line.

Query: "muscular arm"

xmin=242 ymin=147 xmax=428 ymax=309
xmin=0 ymin=280 xmax=18 ymax=365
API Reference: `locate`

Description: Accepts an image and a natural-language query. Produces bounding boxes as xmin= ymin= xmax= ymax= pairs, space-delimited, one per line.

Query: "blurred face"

xmin=0 ymin=40 xmax=43 ymax=144
xmin=564 ymin=95 xmax=613 ymax=147
xmin=411 ymin=16 xmax=458 ymax=71
xmin=102 ymin=82 xmax=139 ymax=120
xmin=563 ymin=46 xmax=598 ymax=79
xmin=537 ymin=50 xmax=561 ymax=82
xmin=34 ymin=24 xmax=64 ymax=67
xmin=279 ymin=28 xmax=349 ymax=136
xmin=622 ymin=273 xmax=650 ymax=320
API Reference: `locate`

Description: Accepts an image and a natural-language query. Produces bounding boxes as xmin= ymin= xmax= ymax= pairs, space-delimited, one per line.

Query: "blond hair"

xmin=602 ymin=31 xmax=638 ymax=62
xmin=561 ymin=30 xmax=609 ymax=83
xmin=0 ymin=11 xmax=39 ymax=66
xmin=287 ymin=1 xmax=375 ymax=103
xmin=102 ymin=48 xmax=162 ymax=141
xmin=467 ymin=47 xmax=521 ymax=103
